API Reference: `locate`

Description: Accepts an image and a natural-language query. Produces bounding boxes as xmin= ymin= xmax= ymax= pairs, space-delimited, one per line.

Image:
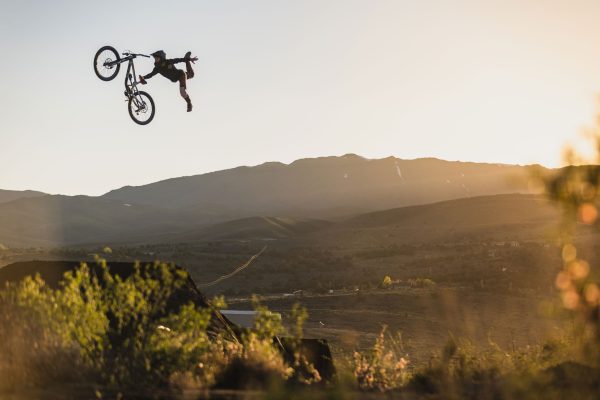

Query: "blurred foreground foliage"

xmin=0 ymin=261 xmax=304 ymax=395
xmin=0 ymin=261 xmax=595 ymax=399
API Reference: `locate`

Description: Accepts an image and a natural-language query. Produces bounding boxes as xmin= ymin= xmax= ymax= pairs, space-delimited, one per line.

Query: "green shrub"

xmin=0 ymin=261 xmax=309 ymax=393
xmin=381 ymin=275 xmax=393 ymax=288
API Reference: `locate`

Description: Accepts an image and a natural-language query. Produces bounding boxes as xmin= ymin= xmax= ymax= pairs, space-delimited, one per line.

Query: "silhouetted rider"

xmin=139 ymin=50 xmax=198 ymax=112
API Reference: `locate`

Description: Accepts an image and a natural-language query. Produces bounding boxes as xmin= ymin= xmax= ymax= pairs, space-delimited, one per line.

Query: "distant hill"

xmin=308 ymin=194 xmax=561 ymax=247
xmin=160 ymin=194 xmax=560 ymax=246
xmin=0 ymin=155 xmax=553 ymax=247
xmin=0 ymin=195 xmax=196 ymax=247
xmin=103 ymin=155 xmax=542 ymax=220
xmin=347 ymin=194 xmax=555 ymax=229
xmin=0 ymin=191 xmax=560 ymax=248
xmin=164 ymin=216 xmax=333 ymax=243
xmin=0 ymin=195 xmax=332 ymax=247
xmin=0 ymin=189 xmax=45 ymax=205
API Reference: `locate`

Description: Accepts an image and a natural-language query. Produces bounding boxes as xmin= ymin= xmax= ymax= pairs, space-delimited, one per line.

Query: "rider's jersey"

xmin=143 ymin=58 xmax=187 ymax=82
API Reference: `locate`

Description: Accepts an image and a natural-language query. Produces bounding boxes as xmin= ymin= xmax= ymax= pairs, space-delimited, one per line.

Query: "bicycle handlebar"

xmin=122 ymin=52 xmax=151 ymax=58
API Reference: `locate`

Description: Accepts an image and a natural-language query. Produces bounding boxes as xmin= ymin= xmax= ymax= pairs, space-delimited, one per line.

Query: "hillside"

xmin=103 ymin=155 xmax=541 ymax=219
xmin=0 ymin=195 xmax=196 ymax=247
xmin=163 ymin=216 xmax=332 ymax=243
xmin=0 ymin=155 xmax=551 ymax=248
xmin=0 ymin=189 xmax=46 ymax=205
xmin=347 ymin=194 xmax=555 ymax=228
xmin=0 ymin=191 xmax=558 ymax=248
xmin=0 ymin=193 xmax=565 ymax=294
xmin=239 ymin=194 xmax=557 ymax=255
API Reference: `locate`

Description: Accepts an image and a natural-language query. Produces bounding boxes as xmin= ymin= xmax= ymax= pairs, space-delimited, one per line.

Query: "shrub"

xmin=353 ymin=326 xmax=409 ymax=391
xmin=381 ymin=276 xmax=393 ymax=288
xmin=0 ymin=261 xmax=311 ymax=393
xmin=407 ymin=277 xmax=436 ymax=288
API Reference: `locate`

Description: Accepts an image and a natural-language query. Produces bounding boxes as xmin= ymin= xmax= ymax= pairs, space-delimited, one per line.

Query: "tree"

xmin=382 ymin=275 xmax=393 ymax=289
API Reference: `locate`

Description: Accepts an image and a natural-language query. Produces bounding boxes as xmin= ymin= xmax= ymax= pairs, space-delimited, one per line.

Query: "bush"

xmin=353 ymin=326 xmax=409 ymax=391
xmin=0 ymin=261 xmax=312 ymax=393
xmin=407 ymin=336 xmax=578 ymax=399
xmin=408 ymin=277 xmax=436 ymax=288
xmin=381 ymin=276 xmax=393 ymax=289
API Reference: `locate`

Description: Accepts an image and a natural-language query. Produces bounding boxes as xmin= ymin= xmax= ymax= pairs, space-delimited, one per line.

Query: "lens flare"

xmin=568 ymin=260 xmax=590 ymax=280
xmin=584 ymin=283 xmax=600 ymax=305
xmin=578 ymin=203 xmax=598 ymax=224
xmin=562 ymin=290 xmax=580 ymax=310
xmin=555 ymin=271 xmax=572 ymax=290
xmin=561 ymin=244 xmax=577 ymax=263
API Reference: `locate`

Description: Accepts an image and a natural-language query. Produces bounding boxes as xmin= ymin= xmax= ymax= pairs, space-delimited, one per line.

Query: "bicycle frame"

xmin=95 ymin=47 xmax=155 ymax=124
xmin=104 ymin=52 xmax=150 ymax=98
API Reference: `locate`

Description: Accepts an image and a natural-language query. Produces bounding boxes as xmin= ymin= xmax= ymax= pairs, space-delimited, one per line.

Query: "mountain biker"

xmin=139 ymin=50 xmax=198 ymax=112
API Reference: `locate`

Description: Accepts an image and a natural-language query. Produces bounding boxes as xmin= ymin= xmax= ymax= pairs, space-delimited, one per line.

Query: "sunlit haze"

xmin=2 ymin=0 xmax=600 ymax=195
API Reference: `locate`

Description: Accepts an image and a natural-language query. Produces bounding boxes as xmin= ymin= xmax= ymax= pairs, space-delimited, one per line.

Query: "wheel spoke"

xmin=94 ymin=47 xmax=120 ymax=81
xmin=129 ymin=93 xmax=154 ymax=124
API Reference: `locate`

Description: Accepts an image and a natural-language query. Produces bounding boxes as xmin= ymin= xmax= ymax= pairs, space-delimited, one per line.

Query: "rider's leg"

xmin=184 ymin=51 xmax=195 ymax=79
xmin=179 ymin=75 xmax=192 ymax=112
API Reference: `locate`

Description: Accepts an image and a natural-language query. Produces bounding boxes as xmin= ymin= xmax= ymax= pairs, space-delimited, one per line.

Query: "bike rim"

xmin=131 ymin=95 xmax=153 ymax=123
xmin=96 ymin=49 xmax=117 ymax=79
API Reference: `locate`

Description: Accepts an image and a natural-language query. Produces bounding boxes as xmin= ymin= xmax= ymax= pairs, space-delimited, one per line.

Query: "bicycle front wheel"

xmin=128 ymin=91 xmax=155 ymax=125
xmin=94 ymin=46 xmax=120 ymax=81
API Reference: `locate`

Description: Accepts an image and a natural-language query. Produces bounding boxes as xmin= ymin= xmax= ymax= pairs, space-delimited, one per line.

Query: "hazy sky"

xmin=2 ymin=0 xmax=600 ymax=195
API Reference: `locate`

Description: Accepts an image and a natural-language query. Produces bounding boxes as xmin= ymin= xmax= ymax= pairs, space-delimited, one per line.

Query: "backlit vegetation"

xmin=0 ymin=261 xmax=309 ymax=395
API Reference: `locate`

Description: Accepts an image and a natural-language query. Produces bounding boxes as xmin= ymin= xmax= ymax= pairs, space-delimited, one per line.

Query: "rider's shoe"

xmin=184 ymin=51 xmax=195 ymax=78
xmin=187 ymin=102 xmax=193 ymax=112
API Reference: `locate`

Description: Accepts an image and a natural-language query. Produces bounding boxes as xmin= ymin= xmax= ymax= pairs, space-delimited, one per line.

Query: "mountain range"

xmin=0 ymin=189 xmax=46 ymax=205
xmin=0 ymin=154 xmax=547 ymax=247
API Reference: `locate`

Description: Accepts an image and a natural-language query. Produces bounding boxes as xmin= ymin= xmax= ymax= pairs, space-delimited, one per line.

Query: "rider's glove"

xmin=139 ymin=75 xmax=147 ymax=85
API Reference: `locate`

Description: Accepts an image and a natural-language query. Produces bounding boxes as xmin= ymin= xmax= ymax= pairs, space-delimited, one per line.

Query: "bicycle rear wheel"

xmin=94 ymin=46 xmax=120 ymax=81
xmin=128 ymin=91 xmax=155 ymax=125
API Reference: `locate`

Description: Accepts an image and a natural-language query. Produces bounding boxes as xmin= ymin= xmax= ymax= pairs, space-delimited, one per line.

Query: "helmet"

xmin=151 ymin=50 xmax=166 ymax=59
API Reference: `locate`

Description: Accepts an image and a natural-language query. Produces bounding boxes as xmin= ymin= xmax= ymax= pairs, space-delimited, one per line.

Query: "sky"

xmin=2 ymin=0 xmax=600 ymax=195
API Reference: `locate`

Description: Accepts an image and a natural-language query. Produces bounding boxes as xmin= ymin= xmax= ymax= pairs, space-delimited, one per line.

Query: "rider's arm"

xmin=142 ymin=67 xmax=159 ymax=80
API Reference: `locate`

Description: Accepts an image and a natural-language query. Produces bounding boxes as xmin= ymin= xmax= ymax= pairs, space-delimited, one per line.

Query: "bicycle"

xmin=93 ymin=46 xmax=156 ymax=125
